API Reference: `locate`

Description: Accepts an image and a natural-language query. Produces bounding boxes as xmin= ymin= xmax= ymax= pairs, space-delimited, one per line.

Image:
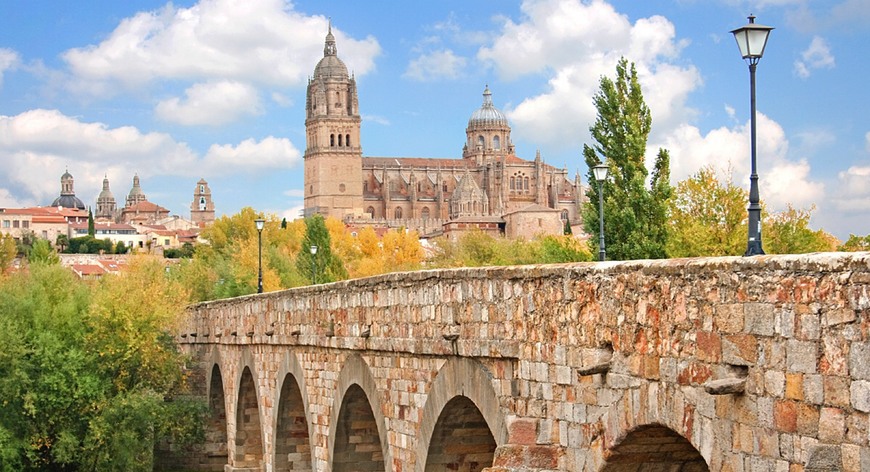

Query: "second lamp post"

xmin=592 ymin=163 xmax=609 ymax=262
xmin=255 ymin=218 xmax=265 ymax=293
xmin=310 ymin=245 xmax=318 ymax=284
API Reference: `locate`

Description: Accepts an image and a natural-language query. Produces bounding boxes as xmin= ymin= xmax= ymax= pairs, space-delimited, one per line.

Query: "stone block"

xmin=506 ymin=417 xmax=537 ymax=445
xmin=850 ymin=343 xmax=870 ymax=380
xmin=723 ymin=334 xmax=758 ymax=366
xmin=746 ymin=303 xmax=776 ymax=336
xmin=825 ymin=376 xmax=852 ymax=408
xmin=803 ymin=374 xmax=823 ymax=405
xmin=715 ymin=303 xmax=744 ymax=333
xmin=786 ymin=340 xmax=818 ymax=374
xmin=851 ymin=380 xmax=870 ymax=413
xmin=818 ymin=407 xmax=846 ymax=443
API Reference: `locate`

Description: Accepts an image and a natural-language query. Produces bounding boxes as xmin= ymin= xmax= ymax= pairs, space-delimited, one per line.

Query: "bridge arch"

xmin=601 ymin=423 xmax=708 ymax=471
xmin=272 ymin=351 xmax=314 ymax=471
xmin=202 ymin=346 xmax=229 ymax=470
xmin=233 ymin=351 xmax=264 ymax=469
xmin=327 ymin=354 xmax=392 ymax=472
xmin=415 ymin=357 xmax=507 ymax=472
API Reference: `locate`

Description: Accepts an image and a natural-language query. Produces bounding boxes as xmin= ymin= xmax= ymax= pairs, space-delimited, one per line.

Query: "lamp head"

xmin=731 ymin=15 xmax=773 ymax=62
xmin=310 ymin=245 xmax=318 ymax=255
xmin=254 ymin=218 xmax=265 ymax=231
xmin=592 ymin=163 xmax=609 ymax=183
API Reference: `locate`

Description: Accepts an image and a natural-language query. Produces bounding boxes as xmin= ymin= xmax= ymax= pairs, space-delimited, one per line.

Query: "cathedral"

xmin=303 ymin=26 xmax=584 ymax=239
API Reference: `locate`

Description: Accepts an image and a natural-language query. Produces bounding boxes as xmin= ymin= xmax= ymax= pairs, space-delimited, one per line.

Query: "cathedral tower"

xmin=303 ymin=23 xmax=363 ymax=218
xmin=190 ymin=178 xmax=215 ymax=226
xmin=463 ymin=86 xmax=514 ymax=166
xmin=95 ymin=175 xmax=117 ymax=220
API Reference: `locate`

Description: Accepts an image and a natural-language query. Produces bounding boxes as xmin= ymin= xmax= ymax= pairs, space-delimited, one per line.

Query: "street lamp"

xmin=309 ymin=245 xmax=318 ymax=284
xmin=731 ymin=14 xmax=773 ymax=256
xmin=592 ymin=163 xmax=609 ymax=262
xmin=255 ymin=218 xmax=265 ymax=293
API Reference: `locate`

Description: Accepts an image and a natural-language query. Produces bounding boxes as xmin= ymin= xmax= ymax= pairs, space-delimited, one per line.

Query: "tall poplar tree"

xmin=582 ymin=57 xmax=671 ymax=260
xmin=296 ymin=214 xmax=347 ymax=284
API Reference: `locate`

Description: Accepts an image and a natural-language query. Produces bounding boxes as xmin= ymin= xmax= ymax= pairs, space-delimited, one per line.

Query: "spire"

xmin=324 ymin=19 xmax=337 ymax=56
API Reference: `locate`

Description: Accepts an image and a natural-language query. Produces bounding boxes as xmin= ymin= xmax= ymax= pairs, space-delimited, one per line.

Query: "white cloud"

xmin=794 ymin=36 xmax=835 ymax=78
xmin=61 ymin=0 xmax=380 ymax=93
xmin=832 ymin=166 xmax=870 ymax=213
xmin=0 ymin=48 xmax=20 ymax=87
xmin=155 ymin=80 xmax=263 ymax=126
xmin=480 ymin=0 xmax=699 ymax=152
xmin=203 ymin=136 xmax=301 ymax=174
xmin=653 ymin=113 xmax=824 ymax=211
xmin=404 ymin=49 xmax=467 ymax=81
xmin=0 ymin=110 xmax=300 ymax=205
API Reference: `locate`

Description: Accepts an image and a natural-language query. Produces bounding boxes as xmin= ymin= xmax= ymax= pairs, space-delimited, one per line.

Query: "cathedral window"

xmin=367 ymin=206 xmax=375 ymax=218
xmin=338 ymin=134 xmax=343 ymax=146
xmin=561 ymin=209 xmax=569 ymax=221
xmin=394 ymin=207 xmax=403 ymax=219
xmin=199 ymin=197 xmax=206 ymax=210
xmin=200 ymin=185 xmax=204 ymax=193
xmin=493 ymin=135 xmax=500 ymax=150
xmin=346 ymin=134 xmax=351 ymax=147
xmin=477 ymin=135 xmax=484 ymax=149
xmin=421 ymin=207 xmax=430 ymax=220
xmin=363 ymin=181 xmax=368 ymax=192
xmin=510 ymin=177 xmax=515 ymax=190
xmin=330 ymin=134 xmax=335 ymax=146
xmin=524 ymin=177 xmax=530 ymax=190
xmin=442 ymin=182 xmax=448 ymax=192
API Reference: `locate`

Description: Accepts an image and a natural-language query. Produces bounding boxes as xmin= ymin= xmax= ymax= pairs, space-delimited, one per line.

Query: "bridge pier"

xmin=172 ymin=253 xmax=870 ymax=472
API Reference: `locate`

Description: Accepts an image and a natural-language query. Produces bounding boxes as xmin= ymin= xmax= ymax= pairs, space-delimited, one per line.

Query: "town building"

xmin=303 ymin=26 xmax=583 ymax=239
xmin=190 ymin=178 xmax=216 ymax=227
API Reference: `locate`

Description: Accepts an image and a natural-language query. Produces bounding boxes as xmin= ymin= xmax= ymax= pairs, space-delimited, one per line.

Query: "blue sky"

xmin=1 ymin=0 xmax=868 ymax=240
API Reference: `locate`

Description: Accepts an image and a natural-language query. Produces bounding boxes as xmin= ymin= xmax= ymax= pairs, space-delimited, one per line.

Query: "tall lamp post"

xmin=310 ymin=245 xmax=318 ymax=284
xmin=592 ymin=163 xmax=609 ymax=262
xmin=255 ymin=218 xmax=265 ymax=293
xmin=732 ymin=15 xmax=773 ymax=256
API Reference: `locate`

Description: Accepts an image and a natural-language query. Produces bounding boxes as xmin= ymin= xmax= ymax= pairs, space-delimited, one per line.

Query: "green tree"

xmin=667 ymin=166 xmax=748 ymax=257
xmin=0 ymin=234 xmax=16 ymax=275
xmin=88 ymin=209 xmax=95 ymax=237
xmin=115 ymin=240 xmax=128 ymax=254
xmin=839 ymin=234 xmax=870 ymax=252
xmin=55 ymin=234 xmax=69 ymax=253
xmin=26 ymin=239 xmax=60 ymax=265
xmin=764 ymin=205 xmax=838 ymax=254
xmin=582 ymin=57 xmax=671 ymax=260
xmin=0 ymin=260 xmax=204 ymax=471
xmin=297 ymin=214 xmax=346 ymax=284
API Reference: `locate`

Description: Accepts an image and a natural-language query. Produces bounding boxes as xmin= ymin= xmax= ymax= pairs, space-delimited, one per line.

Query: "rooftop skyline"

xmin=1 ymin=0 xmax=868 ymax=239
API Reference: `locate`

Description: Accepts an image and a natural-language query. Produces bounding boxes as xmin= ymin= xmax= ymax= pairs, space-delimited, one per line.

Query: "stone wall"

xmin=177 ymin=252 xmax=870 ymax=471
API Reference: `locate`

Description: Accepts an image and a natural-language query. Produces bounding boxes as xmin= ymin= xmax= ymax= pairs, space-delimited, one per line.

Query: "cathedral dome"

xmin=313 ymin=26 xmax=349 ymax=79
xmin=468 ymin=86 xmax=508 ymax=127
xmin=97 ymin=176 xmax=114 ymax=201
xmin=51 ymin=194 xmax=86 ymax=210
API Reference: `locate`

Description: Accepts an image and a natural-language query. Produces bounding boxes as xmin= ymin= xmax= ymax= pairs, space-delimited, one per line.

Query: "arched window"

xmin=524 ymin=177 xmax=530 ymax=190
xmin=367 ymin=206 xmax=375 ymax=218
xmin=394 ymin=207 xmax=403 ymax=219
xmin=346 ymin=134 xmax=351 ymax=147
xmin=510 ymin=177 xmax=515 ymax=190
xmin=561 ymin=209 xmax=569 ymax=221
xmin=363 ymin=181 xmax=368 ymax=192
xmin=421 ymin=207 xmax=430 ymax=220
xmin=442 ymin=181 xmax=448 ymax=192
xmin=338 ymin=134 xmax=343 ymax=146
xmin=199 ymin=197 xmax=206 ymax=210
xmin=477 ymin=135 xmax=484 ymax=148
xmin=330 ymin=134 xmax=335 ymax=146
xmin=493 ymin=136 xmax=501 ymax=150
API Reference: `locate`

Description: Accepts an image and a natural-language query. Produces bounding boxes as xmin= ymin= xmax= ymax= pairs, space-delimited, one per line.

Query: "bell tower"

xmin=303 ymin=23 xmax=363 ymax=218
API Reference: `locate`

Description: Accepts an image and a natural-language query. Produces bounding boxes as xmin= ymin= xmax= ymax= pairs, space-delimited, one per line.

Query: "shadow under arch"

xmin=327 ymin=354 xmax=392 ymax=472
xmin=415 ymin=357 xmax=508 ymax=472
xmin=233 ymin=350 xmax=264 ymax=470
xmin=601 ymin=423 xmax=708 ymax=471
xmin=272 ymin=351 xmax=314 ymax=471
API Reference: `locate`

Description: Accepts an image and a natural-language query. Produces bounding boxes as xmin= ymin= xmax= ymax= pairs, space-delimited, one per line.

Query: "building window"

xmin=477 ymin=135 xmax=484 ymax=148
xmin=200 ymin=185 xmax=205 ymax=193
xmin=510 ymin=177 xmax=515 ymax=190
xmin=524 ymin=177 xmax=530 ymax=190
xmin=493 ymin=135 xmax=501 ymax=150
xmin=330 ymin=134 xmax=335 ymax=146
xmin=164 ymin=239 xmax=170 ymax=246
xmin=339 ymin=183 xmax=346 ymax=193
xmin=199 ymin=197 xmax=206 ymax=210
xmin=367 ymin=206 xmax=375 ymax=218
xmin=338 ymin=134 xmax=343 ymax=146
xmin=421 ymin=207 xmax=430 ymax=220
xmin=42 ymin=231 xmax=48 ymax=239
xmin=346 ymin=134 xmax=351 ymax=147
xmin=12 ymin=220 xmax=19 ymax=229
xmin=394 ymin=207 xmax=402 ymax=219
xmin=2 ymin=220 xmax=9 ymax=228
xmin=23 ymin=221 xmax=30 ymax=229
xmin=442 ymin=181 xmax=448 ymax=192
xmin=363 ymin=181 xmax=368 ymax=192
xmin=561 ymin=209 xmax=569 ymax=221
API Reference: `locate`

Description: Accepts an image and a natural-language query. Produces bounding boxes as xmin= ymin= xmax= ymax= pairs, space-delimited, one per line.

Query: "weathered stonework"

xmin=173 ymin=252 xmax=870 ymax=472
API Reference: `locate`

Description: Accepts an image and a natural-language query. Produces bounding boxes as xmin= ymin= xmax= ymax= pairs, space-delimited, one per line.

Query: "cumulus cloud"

xmin=155 ymin=80 xmax=263 ymax=126
xmin=0 ymin=48 xmax=20 ymax=87
xmin=652 ymin=112 xmax=825 ymax=211
xmin=203 ymin=136 xmax=301 ymax=174
xmin=0 ymin=109 xmax=300 ymax=205
xmin=479 ymin=0 xmax=700 ymax=152
xmin=61 ymin=0 xmax=380 ymax=93
xmin=794 ymin=36 xmax=835 ymax=78
xmin=404 ymin=49 xmax=467 ymax=81
xmin=831 ymin=166 xmax=870 ymax=213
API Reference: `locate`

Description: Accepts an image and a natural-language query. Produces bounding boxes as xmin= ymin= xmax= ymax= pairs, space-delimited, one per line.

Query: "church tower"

xmin=95 ymin=175 xmax=117 ymax=221
xmin=190 ymin=178 xmax=215 ymax=226
xmin=303 ymin=23 xmax=363 ymax=218
xmin=463 ymin=86 xmax=514 ymax=166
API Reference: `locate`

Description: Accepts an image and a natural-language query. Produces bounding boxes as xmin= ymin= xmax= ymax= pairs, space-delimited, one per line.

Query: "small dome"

xmin=468 ymin=86 xmax=508 ymax=127
xmin=313 ymin=24 xmax=349 ymax=79
xmin=61 ymin=169 xmax=73 ymax=180
xmin=52 ymin=194 xmax=86 ymax=210
xmin=97 ymin=176 xmax=114 ymax=201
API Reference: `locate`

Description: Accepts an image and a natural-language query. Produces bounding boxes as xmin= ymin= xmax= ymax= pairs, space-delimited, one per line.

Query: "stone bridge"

xmin=172 ymin=253 xmax=870 ymax=472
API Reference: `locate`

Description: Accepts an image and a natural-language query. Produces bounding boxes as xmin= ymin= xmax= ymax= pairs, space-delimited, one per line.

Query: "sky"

xmin=1 ymin=0 xmax=868 ymax=240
